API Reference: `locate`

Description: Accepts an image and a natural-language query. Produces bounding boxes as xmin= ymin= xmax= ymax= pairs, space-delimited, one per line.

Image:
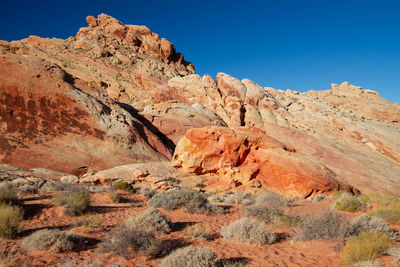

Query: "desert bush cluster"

xmin=54 ymin=186 xmax=90 ymax=216
xmin=148 ymin=189 xmax=221 ymax=214
xmin=221 ymin=217 xmax=278 ymax=244
xmin=21 ymin=229 xmax=81 ymax=252
xmin=0 ymin=184 xmax=23 ymax=239
xmin=98 ymin=225 xmax=167 ymax=258
xmin=185 ymin=223 xmax=211 ymax=240
xmin=159 ymin=246 xmax=219 ymax=267
xmin=333 ymin=192 xmax=366 ymax=212
xmin=125 ymin=208 xmax=172 ymax=234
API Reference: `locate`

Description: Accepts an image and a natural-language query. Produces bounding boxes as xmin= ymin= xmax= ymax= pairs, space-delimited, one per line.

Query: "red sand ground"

xmin=1 ymin=191 xmax=399 ymax=267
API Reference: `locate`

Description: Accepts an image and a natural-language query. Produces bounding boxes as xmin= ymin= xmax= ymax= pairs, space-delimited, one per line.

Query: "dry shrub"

xmin=74 ymin=213 xmax=103 ymax=233
xmin=106 ymin=189 xmax=120 ymax=203
xmin=354 ymin=260 xmax=383 ymax=267
xmin=99 ymin=225 xmax=166 ymax=258
xmin=159 ymin=246 xmax=218 ymax=267
xmin=341 ymin=231 xmax=393 ymax=264
xmin=219 ymin=257 xmax=251 ymax=267
xmin=125 ymin=208 xmax=171 ymax=234
xmin=295 ymin=208 xmax=349 ymax=241
xmin=334 ymin=193 xmax=365 ymax=212
xmin=134 ymin=186 xmax=157 ymax=198
xmin=221 ymin=217 xmax=277 ymax=244
xmin=0 ymin=246 xmax=18 ymax=266
xmin=255 ymin=192 xmax=288 ymax=210
xmin=148 ymin=189 xmax=220 ymax=214
xmin=208 ymin=192 xmax=254 ymax=206
xmin=0 ymin=204 xmax=23 ymax=238
xmin=350 ymin=215 xmax=398 ymax=240
xmin=0 ymin=183 xmax=17 ymax=205
xmin=185 ymin=223 xmax=210 ymax=240
xmin=54 ymin=187 xmax=90 ymax=216
xmin=245 ymin=205 xmax=299 ymax=226
xmin=369 ymin=204 xmax=400 ymax=225
xmin=21 ymin=229 xmax=80 ymax=252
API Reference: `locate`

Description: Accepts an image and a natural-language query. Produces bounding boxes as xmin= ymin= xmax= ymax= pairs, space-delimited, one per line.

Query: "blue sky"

xmin=1 ymin=0 xmax=399 ymax=103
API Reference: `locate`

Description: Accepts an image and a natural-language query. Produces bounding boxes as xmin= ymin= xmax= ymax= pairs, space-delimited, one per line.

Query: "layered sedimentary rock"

xmin=1 ymin=14 xmax=400 ymax=197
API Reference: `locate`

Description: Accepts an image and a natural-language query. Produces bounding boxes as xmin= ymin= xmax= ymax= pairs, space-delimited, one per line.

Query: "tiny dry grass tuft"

xmin=295 ymin=208 xmax=350 ymax=241
xmin=341 ymin=231 xmax=393 ymax=264
xmin=221 ymin=217 xmax=277 ymax=244
xmin=219 ymin=257 xmax=251 ymax=267
xmin=106 ymin=189 xmax=120 ymax=203
xmin=354 ymin=260 xmax=383 ymax=267
xmin=159 ymin=246 xmax=219 ymax=267
xmin=21 ymin=229 xmax=80 ymax=252
xmin=148 ymin=189 xmax=220 ymax=214
xmin=0 ymin=204 xmax=23 ymax=238
xmin=99 ymin=225 xmax=167 ymax=258
xmin=125 ymin=208 xmax=171 ymax=234
xmin=74 ymin=213 xmax=103 ymax=233
xmin=0 ymin=246 xmax=18 ymax=266
xmin=0 ymin=183 xmax=17 ymax=205
xmin=369 ymin=204 xmax=400 ymax=225
xmin=54 ymin=187 xmax=90 ymax=216
xmin=185 ymin=223 xmax=210 ymax=240
xmin=334 ymin=193 xmax=365 ymax=212
xmin=113 ymin=181 xmax=134 ymax=193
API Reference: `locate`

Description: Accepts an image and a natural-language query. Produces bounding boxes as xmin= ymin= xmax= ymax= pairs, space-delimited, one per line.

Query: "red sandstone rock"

xmin=0 ymin=53 xmax=171 ymax=175
xmin=172 ymin=126 xmax=356 ymax=198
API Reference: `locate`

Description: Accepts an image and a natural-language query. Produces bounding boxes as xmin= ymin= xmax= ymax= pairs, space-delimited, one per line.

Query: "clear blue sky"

xmin=1 ymin=0 xmax=399 ymax=103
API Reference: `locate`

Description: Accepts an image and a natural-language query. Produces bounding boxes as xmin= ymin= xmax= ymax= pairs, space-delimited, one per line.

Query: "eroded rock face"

xmin=172 ymin=126 xmax=356 ymax=198
xmin=0 ymin=52 xmax=170 ymax=174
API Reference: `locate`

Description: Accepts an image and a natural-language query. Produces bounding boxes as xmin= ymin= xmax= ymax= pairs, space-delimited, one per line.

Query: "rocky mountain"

xmin=1 ymin=14 xmax=399 ymax=197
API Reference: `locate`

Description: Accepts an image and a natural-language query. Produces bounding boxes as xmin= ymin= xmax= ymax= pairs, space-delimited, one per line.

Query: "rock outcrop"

xmin=172 ymin=126 xmax=356 ymax=198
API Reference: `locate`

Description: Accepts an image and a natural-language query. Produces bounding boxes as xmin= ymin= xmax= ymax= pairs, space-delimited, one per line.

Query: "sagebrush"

xmin=54 ymin=187 xmax=90 ymax=216
xmin=125 ymin=208 xmax=171 ymax=234
xmin=221 ymin=217 xmax=277 ymax=244
xmin=21 ymin=229 xmax=80 ymax=252
xmin=159 ymin=246 xmax=219 ymax=267
xmin=148 ymin=189 xmax=220 ymax=214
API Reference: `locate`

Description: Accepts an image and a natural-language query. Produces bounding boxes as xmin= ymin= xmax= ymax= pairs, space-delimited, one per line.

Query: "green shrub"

xmin=295 ymin=208 xmax=350 ymax=240
xmin=54 ymin=187 xmax=90 ymax=216
xmin=221 ymin=217 xmax=277 ymax=244
xmin=0 ymin=204 xmax=23 ymax=238
xmin=0 ymin=184 xmax=17 ymax=205
xmin=185 ymin=223 xmax=210 ymax=240
xmin=367 ymin=193 xmax=399 ymax=206
xmin=334 ymin=193 xmax=364 ymax=212
xmin=148 ymin=189 xmax=219 ymax=214
xmin=113 ymin=181 xmax=134 ymax=193
xmin=349 ymin=215 xmax=398 ymax=240
xmin=369 ymin=204 xmax=400 ymax=224
xmin=159 ymin=246 xmax=218 ymax=267
xmin=21 ymin=229 xmax=80 ymax=252
xmin=106 ymin=189 xmax=120 ymax=203
xmin=125 ymin=208 xmax=171 ymax=234
xmin=341 ymin=231 xmax=393 ymax=264
xmin=99 ymin=225 xmax=166 ymax=258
